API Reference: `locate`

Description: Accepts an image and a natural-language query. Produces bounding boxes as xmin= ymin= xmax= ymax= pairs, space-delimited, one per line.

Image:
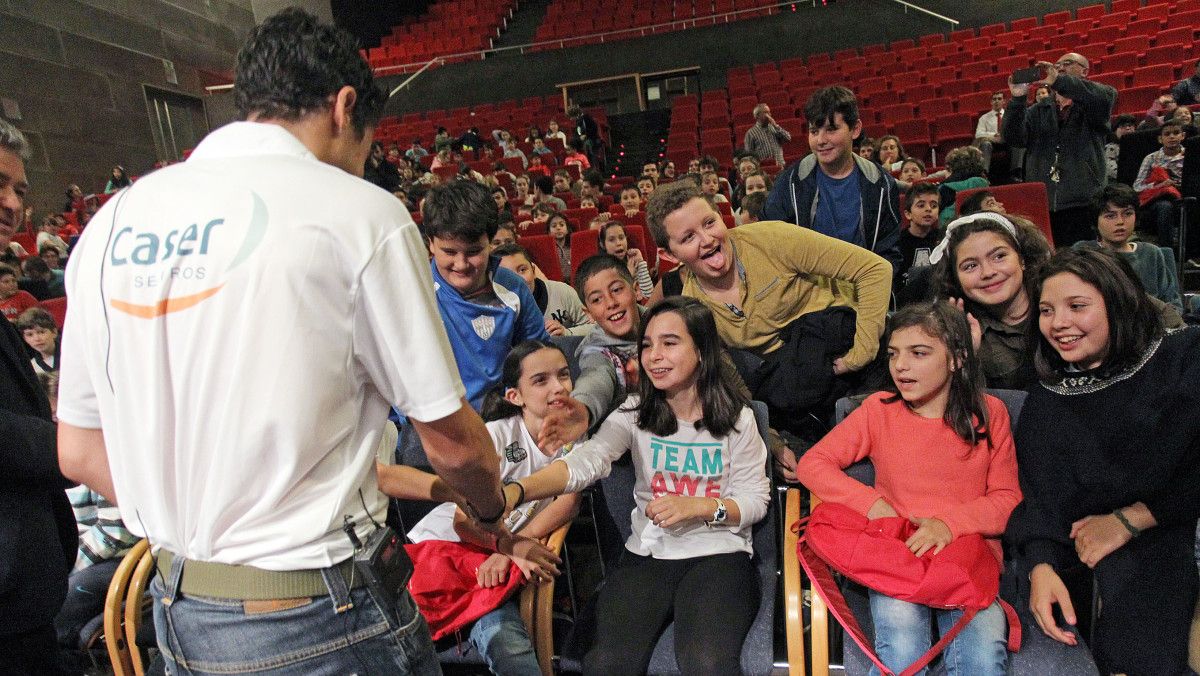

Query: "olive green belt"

xmin=155 ymin=550 xmax=365 ymax=600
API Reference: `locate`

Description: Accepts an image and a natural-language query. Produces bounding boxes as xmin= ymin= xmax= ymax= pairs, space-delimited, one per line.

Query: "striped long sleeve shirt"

xmin=68 ymin=486 xmax=139 ymax=572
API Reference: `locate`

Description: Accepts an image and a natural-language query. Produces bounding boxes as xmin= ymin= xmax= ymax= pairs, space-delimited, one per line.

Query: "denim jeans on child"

xmin=150 ymin=555 xmax=441 ymax=675
xmin=468 ymin=598 xmax=541 ymax=676
xmin=868 ymin=591 xmax=1008 ymax=676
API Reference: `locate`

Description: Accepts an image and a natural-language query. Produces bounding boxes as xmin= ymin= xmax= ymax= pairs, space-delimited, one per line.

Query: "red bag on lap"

xmin=795 ymin=501 xmax=1021 ymax=676
xmin=404 ymin=540 xmax=524 ymax=640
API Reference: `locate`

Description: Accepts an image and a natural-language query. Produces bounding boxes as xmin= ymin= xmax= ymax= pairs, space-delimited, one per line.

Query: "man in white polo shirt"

xmin=55 ymin=9 xmax=545 ymax=673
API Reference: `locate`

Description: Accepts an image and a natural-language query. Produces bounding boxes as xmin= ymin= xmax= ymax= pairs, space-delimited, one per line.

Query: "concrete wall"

xmin=0 ymin=0 xmax=256 ymax=215
xmin=382 ymin=0 xmax=1099 ymax=115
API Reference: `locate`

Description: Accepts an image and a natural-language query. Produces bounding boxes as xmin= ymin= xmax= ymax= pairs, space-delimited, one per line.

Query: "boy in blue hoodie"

xmin=762 ymin=86 xmax=902 ymax=273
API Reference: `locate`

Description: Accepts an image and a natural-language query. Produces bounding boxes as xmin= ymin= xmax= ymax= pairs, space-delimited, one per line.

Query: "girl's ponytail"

xmin=480 ymin=386 xmax=522 ymax=422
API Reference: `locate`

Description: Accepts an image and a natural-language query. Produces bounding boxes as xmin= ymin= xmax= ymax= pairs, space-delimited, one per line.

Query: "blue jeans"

xmin=151 ymin=556 xmax=441 ymax=675
xmin=468 ymin=598 xmax=540 ymax=676
xmin=868 ymin=591 xmax=1007 ymax=676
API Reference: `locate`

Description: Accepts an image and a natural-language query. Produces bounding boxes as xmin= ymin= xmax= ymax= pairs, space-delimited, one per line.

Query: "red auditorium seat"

xmin=1115 ymin=85 xmax=1161 ymax=116
xmin=865 ymin=89 xmax=900 ymax=109
xmin=963 ymin=36 xmax=991 ymax=54
xmin=1155 ymin=26 xmax=1195 ymax=48
xmin=1086 ymin=26 xmax=1123 ymax=45
xmin=1061 ymin=18 xmax=1095 ymax=36
xmin=956 ymin=183 xmax=1053 ymax=246
xmin=1010 ymin=17 xmax=1038 ymax=32
xmin=974 ymin=45 xmax=1011 ymax=62
xmin=519 ymin=234 xmax=564 ymax=281
xmin=1099 ymin=52 xmax=1139 ymax=76
xmin=1092 ymin=72 xmax=1128 ymax=90
xmin=1026 ymin=24 xmax=1059 ymax=41
xmin=569 ymin=230 xmax=601 ymax=273
xmin=1137 ymin=3 xmax=1170 ymax=22
xmin=991 ymin=32 xmax=1025 ymax=49
xmin=1131 ymin=64 xmax=1175 ymax=88
xmin=894 ymin=116 xmax=930 ymax=140
xmin=1125 ymin=18 xmax=1160 ymax=37
xmin=1144 ymin=44 xmax=1193 ymax=69
xmin=1095 ymin=11 xmax=1130 ymax=28
xmin=40 ymin=297 xmax=66 ymax=330
xmin=958 ymin=91 xmax=995 ymax=117
xmin=1076 ymin=3 xmax=1105 ymax=20
xmin=949 ymin=28 xmax=975 ymax=43
xmin=1042 ymin=10 xmax=1070 ymax=26
xmin=918 ymin=98 xmax=954 ymax=119
xmin=961 ymin=61 xmax=993 ymax=80
xmin=891 ymin=71 xmax=923 ymax=91
xmin=876 ymin=103 xmax=915 ymax=125
xmin=1111 ymin=0 xmax=1138 ymax=13
xmin=940 ymin=79 xmax=975 ymax=99
xmin=978 ymin=23 xmax=1005 ymax=37
xmin=932 ymin=115 xmax=975 ymax=157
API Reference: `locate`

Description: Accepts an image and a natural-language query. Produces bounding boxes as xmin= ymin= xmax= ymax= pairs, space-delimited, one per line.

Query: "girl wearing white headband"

xmin=933 ymin=212 xmax=1052 ymax=390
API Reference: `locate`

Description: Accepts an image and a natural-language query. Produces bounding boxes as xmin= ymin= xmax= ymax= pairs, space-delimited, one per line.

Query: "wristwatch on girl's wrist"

xmin=706 ymin=498 xmax=728 ymax=527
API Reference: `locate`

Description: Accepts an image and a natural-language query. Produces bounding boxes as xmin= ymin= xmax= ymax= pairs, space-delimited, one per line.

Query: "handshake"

xmin=453 ymin=479 xmax=562 ymax=584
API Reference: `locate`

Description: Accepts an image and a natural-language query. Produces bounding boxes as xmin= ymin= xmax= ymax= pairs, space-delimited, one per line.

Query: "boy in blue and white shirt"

xmin=423 ymin=181 xmax=550 ymax=410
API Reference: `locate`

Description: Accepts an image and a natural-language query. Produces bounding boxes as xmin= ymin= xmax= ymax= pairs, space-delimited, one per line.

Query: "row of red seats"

xmin=365 ymin=0 xmax=514 ymax=71
xmin=538 ymin=0 xmax=777 ymax=36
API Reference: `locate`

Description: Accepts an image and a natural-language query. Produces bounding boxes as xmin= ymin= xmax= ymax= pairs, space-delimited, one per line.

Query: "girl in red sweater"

xmin=796 ymin=301 xmax=1021 ymax=676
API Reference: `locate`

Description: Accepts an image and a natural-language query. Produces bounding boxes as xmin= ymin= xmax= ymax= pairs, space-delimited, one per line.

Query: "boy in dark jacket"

xmin=762 ymin=86 xmax=903 ymax=273
xmin=1002 ymin=53 xmax=1116 ymax=246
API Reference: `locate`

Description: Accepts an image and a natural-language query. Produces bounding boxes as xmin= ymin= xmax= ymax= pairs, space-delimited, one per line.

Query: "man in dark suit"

xmin=0 ymin=118 xmax=77 ymax=674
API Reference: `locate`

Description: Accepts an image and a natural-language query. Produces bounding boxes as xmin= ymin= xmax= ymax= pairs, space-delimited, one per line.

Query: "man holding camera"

xmin=1002 ymin=53 xmax=1116 ymax=246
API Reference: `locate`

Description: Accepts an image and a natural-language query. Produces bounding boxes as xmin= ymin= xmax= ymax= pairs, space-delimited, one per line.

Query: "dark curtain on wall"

xmin=331 ymin=0 xmax=429 ymax=49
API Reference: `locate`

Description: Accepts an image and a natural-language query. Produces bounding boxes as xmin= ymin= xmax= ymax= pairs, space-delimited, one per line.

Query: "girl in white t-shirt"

xmin=406 ymin=340 xmax=580 ymax=676
xmin=510 ymin=297 xmax=770 ymax=675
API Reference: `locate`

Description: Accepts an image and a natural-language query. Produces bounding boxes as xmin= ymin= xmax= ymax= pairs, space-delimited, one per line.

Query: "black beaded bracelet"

xmin=1112 ymin=509 xmax=1140 ymax=538
xmin=504 ymin=479 xmax=525 ymax=508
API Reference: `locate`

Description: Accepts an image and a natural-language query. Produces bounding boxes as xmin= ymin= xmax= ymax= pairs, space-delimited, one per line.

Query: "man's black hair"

xmin=421 ymin=181 xmax=500 ymax=242
xmin=1112 ymin=114 xmax=1138 ymax=129
xmin=534 ymin=175 xmax=554 ymax=195
xmin=235 ymin=8 xmax=386 ymax=135
xmin=804 ymin=86 xmax=860 ymax=130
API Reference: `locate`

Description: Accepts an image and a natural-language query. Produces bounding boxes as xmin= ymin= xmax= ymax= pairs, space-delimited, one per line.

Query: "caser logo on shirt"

xmin=107 ymin=191 xmax=268 ymax=318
